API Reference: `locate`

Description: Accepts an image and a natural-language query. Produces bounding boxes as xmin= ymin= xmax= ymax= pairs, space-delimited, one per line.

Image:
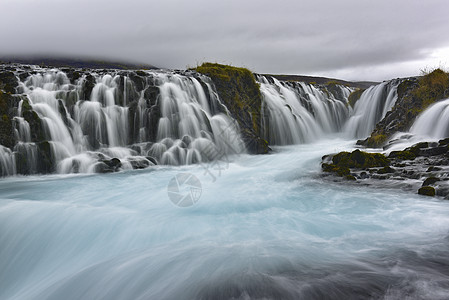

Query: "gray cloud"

xmin=1 ymin=0 xmax=449 ymax=81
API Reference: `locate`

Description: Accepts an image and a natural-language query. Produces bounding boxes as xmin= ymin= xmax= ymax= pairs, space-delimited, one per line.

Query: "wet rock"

xmin=146 ymin=156 xmax=158 ymax=165
xmin=427 ymin=166 xmax=442 ymax=172
xmin=418 ymin=186 xmax=435 ymax=196
xmin=377 ymin=166 xmax=395 ymax=174
xmin=128 ymin=157 xmax=153 ymax=169
xmin=0 ymin=71 xmax=19 ymax=93
xmin=422 ymin=176 xmax=440 ymax=187
xmin=94 ymin=162 xmax=113 ymax=173
xmin=36 ymin=141 xmax=54 ymax=174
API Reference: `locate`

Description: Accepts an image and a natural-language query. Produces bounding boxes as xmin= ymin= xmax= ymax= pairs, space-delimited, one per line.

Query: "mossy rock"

xmin=21 ymin=98 xmax=46 ymax=142
xmin=322 ymin=163 xmax=350 ymax=176
xmin=418 ymin=186 xmax=435 ymax=196
xmin=195 ymin=63 xmax=266 ymax=154
xmin=345 ymin=174 xmax=357 ymax=181
xmin=347 ymin=88 xmax=365 ymax=108
xmin=359 ymin=134 xmax=388 ymax=148
xmin=0 ymin=71 xmax=18 ymax=94
xmin=361 ymin=70 xmax=449 ymax=148
xmin=412 ymin=69 xmax=449 ymax=111
xmin=322 ymin=149 xmax=389 ymax=178
xmin=332 ymin=149 xmax=389 ymax=169
xmin=388 ymin=150 xmax=416 ymax=160
xmin=396 ymin=80 xmax=415 ymax=98
xmin=377 ymin=166 xmax=395 ymax=174
xmin=0 ymin=91 xmax=15 ymax=148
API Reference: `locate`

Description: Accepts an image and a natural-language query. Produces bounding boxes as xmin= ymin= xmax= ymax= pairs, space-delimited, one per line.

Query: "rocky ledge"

xmin=321 ymin=139 xmax=449 ymax=199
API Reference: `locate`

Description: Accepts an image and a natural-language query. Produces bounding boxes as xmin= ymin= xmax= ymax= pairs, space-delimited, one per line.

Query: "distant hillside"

xmin=0 ymin=56 xmax=158 ymax=70
xmin=263 ymin=74 xmax=377 ymax=89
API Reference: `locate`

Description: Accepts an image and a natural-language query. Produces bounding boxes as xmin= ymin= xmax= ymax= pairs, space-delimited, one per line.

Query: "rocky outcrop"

xmin=0 ymin=91 xmax=18 ymax=149
xmin=322 ymin=139 xmax=449 ymax=198
xmin=359 ymin=69 xmax=449 ymax=148
xmin=347 ymin=88 xmax=365 ymax=108
xmin=195 ymin=63 xmax=270 ymax=154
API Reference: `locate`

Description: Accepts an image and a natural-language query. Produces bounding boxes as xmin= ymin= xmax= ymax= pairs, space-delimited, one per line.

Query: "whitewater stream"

xmin=1 ymin=139 xmax=449 ymax=299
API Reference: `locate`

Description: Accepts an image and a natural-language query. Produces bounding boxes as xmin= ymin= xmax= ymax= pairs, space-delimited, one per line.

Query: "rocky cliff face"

xmin=195 ymin=63 xmax=270 ymax=154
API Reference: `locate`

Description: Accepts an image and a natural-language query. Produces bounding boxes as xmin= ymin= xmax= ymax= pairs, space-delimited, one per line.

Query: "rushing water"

xmin=1 ymin=139 xmax=449 ymax=300
xmin=257 ymin=76 xmax=351 ymax=145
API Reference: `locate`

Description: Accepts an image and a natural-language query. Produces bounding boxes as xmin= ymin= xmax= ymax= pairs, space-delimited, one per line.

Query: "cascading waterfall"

xmin=410 ymin=98 xmax=449 ymax=138
xmin=258 ymin=76 xmax=352 ymax=145
xmin=0 ymin=65 xmax=420 ymax=176
xmin=343 ymin=80 xmax=400 ymax=139
xmin=0 ymin=66 xmax=244 ymax=175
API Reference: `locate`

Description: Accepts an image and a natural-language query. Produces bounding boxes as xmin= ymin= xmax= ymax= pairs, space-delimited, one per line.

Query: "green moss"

xmin=195 ymin=63 xmax=254 ymax=82
xmin=322 ymin=163 xmax=350 ymax=176
xmin=388 ymin=150 xmax=416 ymax=160
xmin=323 ymin=149 xmax=389 ymax=177
xmin=410 ymin=68 xmax=449 ymax=113
xmin=363 ymin=134 xmax=388 ymax=148
xmin=332 ymin=150 xmax=389 ymax=168
xmin=345 ymin=175 xmax=357 ymax=181
xmin=418 ymin=186 xmax=435 ymax=196
xmin=347 ymin=89 xmax=365 ymax=108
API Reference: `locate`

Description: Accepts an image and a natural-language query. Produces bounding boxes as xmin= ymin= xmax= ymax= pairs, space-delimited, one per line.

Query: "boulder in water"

xmin=418 ymin=186 xmax=435 ymax=196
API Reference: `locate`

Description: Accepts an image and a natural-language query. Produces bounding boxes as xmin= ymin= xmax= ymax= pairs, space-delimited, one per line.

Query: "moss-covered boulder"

xmin=418 ymin=186 xmax=436 ymax=196
xmin=377 ymin=166 xmax=395 ymax=174
xmin=388 ymin=150 xmax=416 ymax=160
xmin=195 ymin=63 xmax=269 ymax=154
xmin=322 ymin=149 xmax=389 ymax=177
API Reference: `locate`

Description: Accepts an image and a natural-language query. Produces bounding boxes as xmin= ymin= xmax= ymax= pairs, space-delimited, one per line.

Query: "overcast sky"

xmin=1 ymin=0 xmax=449 ymax=81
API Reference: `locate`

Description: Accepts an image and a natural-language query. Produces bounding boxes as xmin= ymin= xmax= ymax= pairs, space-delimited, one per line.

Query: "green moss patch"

xmin=347 ymin=88 xmax=365 ymax=108
xmin=322 ymin=149 xmax=389 ymax=178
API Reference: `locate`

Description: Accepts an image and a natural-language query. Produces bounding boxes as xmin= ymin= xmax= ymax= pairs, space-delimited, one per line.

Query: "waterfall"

xmin=409 ymin=98 xmax=449 ymax=138
xmin=258 ymin=76 xmax=352 ymax=145
xmin=0 ymin=64 xmax=419 ymax=177
xmin=343 ymin=80 xmax=400 ymax=139
xmin=0 ymin=66 xmax=244 ymax=175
